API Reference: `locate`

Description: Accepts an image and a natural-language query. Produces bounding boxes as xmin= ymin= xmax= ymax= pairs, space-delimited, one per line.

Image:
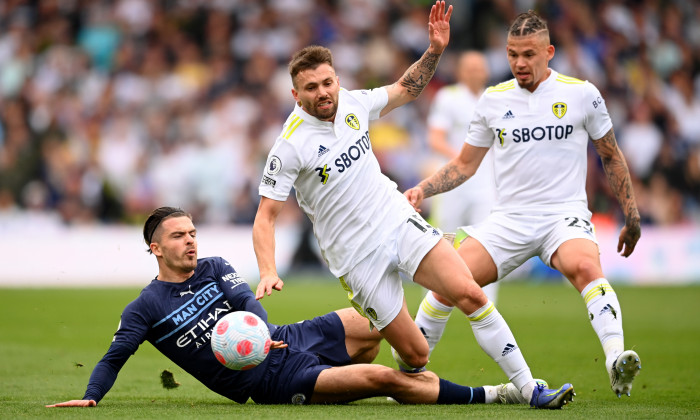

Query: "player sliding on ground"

xmin=47 ymin=206 xmax=533 ymax=407
xmin=253 ymin=1 xmax=573 ymax=408
xmin=404 ymin=10 xmax=642 ymax=398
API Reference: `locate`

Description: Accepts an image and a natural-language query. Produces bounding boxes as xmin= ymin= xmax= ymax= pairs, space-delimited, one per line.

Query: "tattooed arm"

xmin=404 ymin=143 xmax=489 ymax=211
xmin=592 ymin=128 xmax=641 ymax=257
xmin=381 ymin=1 xmax=452 ymax=117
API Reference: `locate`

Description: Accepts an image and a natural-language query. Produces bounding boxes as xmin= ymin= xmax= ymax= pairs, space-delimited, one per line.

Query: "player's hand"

xmin=46 ymin=400 xmax=96 ymax=408
xmin=270 ymin=340 xmax=288 ymax=350
xmin=427 ymin=0 xmax=453 ymax=54
xmin=255 ymin=275 xmax=284 ymax=300
xmin=617 ymin=220 xmax=640 ymax=257
xmin=404 ymin=187 xmax=425 ymax=212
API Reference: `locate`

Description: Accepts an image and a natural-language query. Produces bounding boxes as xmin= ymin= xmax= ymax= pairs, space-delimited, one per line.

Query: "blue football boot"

xmin=530 ymin=382 xmax=575 ymax=409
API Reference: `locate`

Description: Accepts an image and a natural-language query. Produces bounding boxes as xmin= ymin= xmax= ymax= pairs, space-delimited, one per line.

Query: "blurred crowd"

xmin=0 ymin=0 xmax=698 ymax=231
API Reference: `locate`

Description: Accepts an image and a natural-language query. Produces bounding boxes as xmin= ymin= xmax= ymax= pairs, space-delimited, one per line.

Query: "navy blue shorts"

xmin=249 ymin=311 xmax=350 ymax=404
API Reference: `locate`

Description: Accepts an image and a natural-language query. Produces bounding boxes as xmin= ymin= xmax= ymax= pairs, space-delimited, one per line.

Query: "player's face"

xmin=506 ymin=33 xmax=554 ymax=92
xmin=291 ymin=63 xmax=340 ymax=122
xmin=153 ymin=216 xmax=198 ymax=275
xmin=457 ymin=52 xmax=489 ymax=93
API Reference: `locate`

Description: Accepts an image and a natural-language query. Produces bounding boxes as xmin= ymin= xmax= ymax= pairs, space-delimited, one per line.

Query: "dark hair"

xmin=143 ymin=206 xmax=191 ymax=253
xmin=508 ymin=10 xmax=549 ymax=38
xmin=288 ymin=45 xmax=334 ymax=88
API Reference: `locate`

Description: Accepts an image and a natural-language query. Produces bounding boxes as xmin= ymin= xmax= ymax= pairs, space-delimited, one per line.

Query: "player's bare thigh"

xmin=550 ymin=238 xmax=604 ymax=292
xmin=334 ymin=307 xmax=382 ymax=363
xmin=413 ymin=238 xmax=487 ymax=312
xmin=457 ymin=236 xmax=498 ymax=286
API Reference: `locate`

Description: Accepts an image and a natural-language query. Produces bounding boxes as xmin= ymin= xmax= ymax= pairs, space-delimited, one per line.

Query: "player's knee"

xmin=367 ymin=368 xmax=402 ymax=390
xmin=380 ymin=370 xmax=439 ymax=402
xmin=365 ymin=341 xmax=381 ymax=362
xmin=398 ymin=348 xmax=429 ymax=369
xmin=353 ymin=341 xmax=381 ymax=364
xmin=432 ymin=292 xmax=453 ymax=307
xmin=404 ymin=353 xmax=429 ymax=369
xmin=369 ymin=367 xmax=429 ymax=391
xmin=449 ymin=279 xmax=488 ymax=309
xmin=572 ymin=259 xmax=603 ymax=285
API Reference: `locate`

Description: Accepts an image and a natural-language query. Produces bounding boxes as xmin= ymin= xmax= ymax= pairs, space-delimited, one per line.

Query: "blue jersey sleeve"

xmin=82 ymin=342 xmax=133 ymax=403
xmin=215 ymin=257 xmax=269 ymax=323
xmin=82 ymin=298 xmax=148 ymax=403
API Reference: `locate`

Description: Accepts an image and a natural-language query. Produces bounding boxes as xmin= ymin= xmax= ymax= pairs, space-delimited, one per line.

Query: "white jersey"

xmin=259 ymin=88 xmax=415 ymax=277
xmin=427 ymin=83 xmax=496 ymax=231
xmin=466 ymin=69 xmax=612 ymax=214
xmin=428 ymin=84 xmax=481 ymax=151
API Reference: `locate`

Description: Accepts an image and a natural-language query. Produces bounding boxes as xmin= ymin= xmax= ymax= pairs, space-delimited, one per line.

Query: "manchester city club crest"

xmin=552 ymin=102 xmax=567 ymax=119
xmin=291 ymin=393 xmax=306 ymax=404
xmin=345 ymin=113 xmax=360 ymax=130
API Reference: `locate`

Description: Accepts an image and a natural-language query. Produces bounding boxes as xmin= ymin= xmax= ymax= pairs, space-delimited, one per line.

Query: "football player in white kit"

xmin=427 ymin=51 xmax=496 ymax=237
xmin=418 ymin=51 xmax=499 ymax=356
xmin=254 ymin=2 xmax=573 ymax=409
xmin=405 ymin=10 xmax=642 ymax=398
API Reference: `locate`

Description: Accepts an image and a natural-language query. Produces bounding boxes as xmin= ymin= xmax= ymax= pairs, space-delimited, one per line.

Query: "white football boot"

xmin=609 ymin=350 xmax=642 ymax=397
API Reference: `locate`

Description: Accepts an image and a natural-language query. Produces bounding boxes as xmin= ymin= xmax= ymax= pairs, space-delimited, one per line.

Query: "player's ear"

xmin=150 ymin=242 xmax=162 ymax=257
xmin=291 ymin=88 xmax=299 ymax=103
xmin=547 ymin=44 xmax=555 ymax=61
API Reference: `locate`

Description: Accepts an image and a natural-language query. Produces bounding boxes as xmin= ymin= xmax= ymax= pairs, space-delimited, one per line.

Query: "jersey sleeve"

xmin=82 ymin=302 xmax=148 ymax=403
xmin=258 ymin=136 xmax=302 ymax=201
xmin=465 ymin=94 xmax=495 ymax=147
xmin=215 ymin=257 xmax=269 ymax=323
xmin=82 ymin=341 xmax=134 ymax=403
xmin=427 ymin=88 xmax=452 ymax=130
xmin=353 ymin=87 xmax=389 ymax=120
xmin=583 ymin=81 xmax=613 ymax=140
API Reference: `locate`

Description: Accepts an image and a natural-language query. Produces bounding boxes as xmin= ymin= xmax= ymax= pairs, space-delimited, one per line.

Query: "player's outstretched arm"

xmin=381 ymin=1 xmax=452 ymax=116
xmin=253 ymin=197 xmax=286 ymax=300
xmin=592 ymin=128 xmax=641 ymax=257
xmin=46 ymin=399 xmax=96 ymax=407
xmin=405 ymin=143 xmax=488 ymax=211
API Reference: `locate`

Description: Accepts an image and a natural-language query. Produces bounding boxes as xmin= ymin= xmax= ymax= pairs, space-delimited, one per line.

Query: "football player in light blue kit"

xmin=46 ymin=207 xmax=532 ymax=407
xmin=254 ymin=1 xmax=573 ymax=408
xmin=405 ymin=10 xmax=642 ymax=398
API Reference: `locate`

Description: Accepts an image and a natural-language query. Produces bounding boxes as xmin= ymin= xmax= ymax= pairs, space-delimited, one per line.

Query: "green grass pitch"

xmin=1 ymin=278 xmax=699 ymax=419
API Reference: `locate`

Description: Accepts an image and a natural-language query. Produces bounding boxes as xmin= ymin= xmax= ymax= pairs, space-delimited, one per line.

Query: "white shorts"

xmin=339 ymin=213 xmax=442 ymax=330
xmin=462 ymin=210 xmax=599 ymax=280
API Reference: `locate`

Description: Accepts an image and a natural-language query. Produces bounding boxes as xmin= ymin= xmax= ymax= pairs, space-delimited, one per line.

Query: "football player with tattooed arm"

xmin=254 ymin=1 xmax=573 ymax=409
xmin=405 ymin=10 xmax=642 ymax=398
xmin=46 ymin=206 xmax=534 ymax=407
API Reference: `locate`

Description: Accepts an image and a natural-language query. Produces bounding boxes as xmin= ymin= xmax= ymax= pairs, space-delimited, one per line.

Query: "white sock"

xmin=482 ymin=282 xmax=500 ymax=305
xmin=520 ymin=382 xmax=536 ymax=402
xmin=414 ymin=292 xmax=454 ymax=354
xmin=581 ymin=278 xmax=624 ymax=370
xmin=467 ymin=301 xmax=534 ymax=394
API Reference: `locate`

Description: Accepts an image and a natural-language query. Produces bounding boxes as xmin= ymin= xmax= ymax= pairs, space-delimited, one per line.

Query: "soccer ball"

xmin=211 ymin=311 xmax=271 ymax=370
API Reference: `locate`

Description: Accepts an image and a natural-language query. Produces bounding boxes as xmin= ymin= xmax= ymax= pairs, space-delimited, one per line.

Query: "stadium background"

xmin=0 ymin=0 xmax=699 ymax=285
